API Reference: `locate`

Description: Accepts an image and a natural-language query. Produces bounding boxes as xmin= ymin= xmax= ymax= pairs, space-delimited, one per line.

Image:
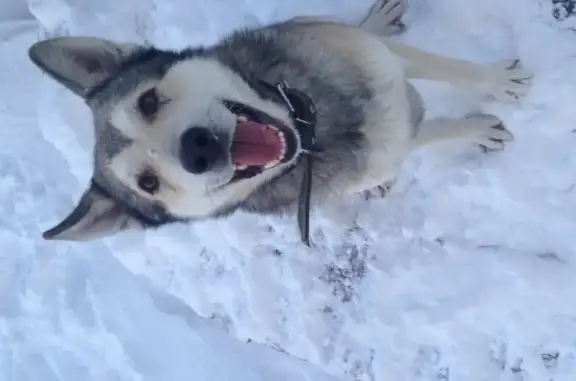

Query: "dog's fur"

xmin=28 ymin=0 xmax=533 ymax=242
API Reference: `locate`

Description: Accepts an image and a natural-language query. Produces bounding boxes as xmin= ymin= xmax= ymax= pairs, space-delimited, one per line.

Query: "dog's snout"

xmin=179 ymin=127 xmax=221 ymax=174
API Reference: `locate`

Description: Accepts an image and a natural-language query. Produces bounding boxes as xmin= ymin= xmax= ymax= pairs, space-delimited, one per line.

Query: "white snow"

xmin=1 ymin=0 xmax=576 ymax=380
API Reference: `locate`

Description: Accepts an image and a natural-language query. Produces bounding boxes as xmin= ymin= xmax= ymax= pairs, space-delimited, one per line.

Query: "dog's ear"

xmin=28 ymin=36 xmax=139 ymax=97
xmin=42 ymin=185 xmax=145 ymax=242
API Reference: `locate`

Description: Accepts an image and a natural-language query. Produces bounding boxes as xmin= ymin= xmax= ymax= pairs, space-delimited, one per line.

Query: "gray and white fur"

xmin=27 ymin=0 xmax=533 ymax=242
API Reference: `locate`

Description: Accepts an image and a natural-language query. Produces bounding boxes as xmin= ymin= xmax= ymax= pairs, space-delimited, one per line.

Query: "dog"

xmin=27 ymin=0 xmax=532 ymax=242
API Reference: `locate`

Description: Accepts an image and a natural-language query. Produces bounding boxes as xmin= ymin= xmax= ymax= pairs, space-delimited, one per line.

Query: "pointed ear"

xmin=43 ymin=185 xmax=145 ymax=242
xmin=28 ymin=36 xmax=139 ymax=97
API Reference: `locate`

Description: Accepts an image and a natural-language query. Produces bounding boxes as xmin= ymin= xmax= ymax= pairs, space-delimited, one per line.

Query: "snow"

xmin=1 ymin=0 xmax=575 ymax=380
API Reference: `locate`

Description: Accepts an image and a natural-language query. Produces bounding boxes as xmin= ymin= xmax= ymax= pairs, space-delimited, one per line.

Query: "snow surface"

xmin=2 ymin=0 xmax=576 ymax=380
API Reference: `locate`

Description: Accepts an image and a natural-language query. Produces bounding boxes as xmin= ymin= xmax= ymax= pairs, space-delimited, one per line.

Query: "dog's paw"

xmin=464 ymin=113 xmax=514 ymax=151
xmin=482 ymin=59 xmax=533 ymax=101
xmin=360 ymin=0 xmax=407 ymax=35
xmin=360 ymin=180 xmax=396 ymax=200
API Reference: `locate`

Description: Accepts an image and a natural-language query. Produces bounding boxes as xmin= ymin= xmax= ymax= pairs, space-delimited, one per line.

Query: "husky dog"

xmin=28 ymin=0 xmax=532 ymax=242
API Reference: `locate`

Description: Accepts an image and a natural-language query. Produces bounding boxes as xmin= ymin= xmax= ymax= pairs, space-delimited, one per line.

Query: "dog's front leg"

xmin=410 ymin=114 xmax=513 ymax=152
xmin=360 ymin=114 xmax=514 ymax=199
xmin=383 ymin=40 xmax=533 ymax=101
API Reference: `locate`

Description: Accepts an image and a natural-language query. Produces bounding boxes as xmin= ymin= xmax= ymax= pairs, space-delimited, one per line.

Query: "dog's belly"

xmin=295 ymin=22 xmax=415 ymax=193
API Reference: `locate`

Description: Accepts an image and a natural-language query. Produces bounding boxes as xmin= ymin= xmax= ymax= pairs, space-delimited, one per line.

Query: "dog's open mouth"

xmin=223 ymin=100 xmax=298 ymax=181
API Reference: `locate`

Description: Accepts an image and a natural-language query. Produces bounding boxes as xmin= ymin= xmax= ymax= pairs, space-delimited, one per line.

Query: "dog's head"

xmin=29 ymin=36 xmax=302 ymax=241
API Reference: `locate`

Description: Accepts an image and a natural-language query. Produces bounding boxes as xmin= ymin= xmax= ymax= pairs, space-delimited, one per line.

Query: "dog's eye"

xmin=137 ymin=171 xmax=160 ymax=195
xmin=137 ymin=88 xmax=160 ymax=118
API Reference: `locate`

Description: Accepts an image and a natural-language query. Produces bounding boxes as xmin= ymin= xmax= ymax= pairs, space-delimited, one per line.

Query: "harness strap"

xmin=258 ymin=80 xmax=320 ymax=246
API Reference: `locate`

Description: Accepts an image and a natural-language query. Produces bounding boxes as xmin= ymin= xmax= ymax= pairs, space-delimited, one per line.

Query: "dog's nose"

xmin=179 ymin=127 xmax=221 ymax=174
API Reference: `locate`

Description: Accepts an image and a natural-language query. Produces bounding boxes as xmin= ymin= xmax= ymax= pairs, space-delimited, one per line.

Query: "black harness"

xmin=257 ymin=80 xmax=321 ymax=247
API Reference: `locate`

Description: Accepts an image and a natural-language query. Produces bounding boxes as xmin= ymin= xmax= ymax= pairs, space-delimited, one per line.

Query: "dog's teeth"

xmin=264 ymin=160 xmax=280 ymax=169
xmin=238 ymin=116 xmax=248 ymax=122
xmin=269 ymin=125 xmax=283 ymax=135
xmin=279 ymin=132 xmax=287 ymax=160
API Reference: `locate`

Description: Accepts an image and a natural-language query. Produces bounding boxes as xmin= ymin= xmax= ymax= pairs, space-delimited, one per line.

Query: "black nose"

xmin=179 ymin=127 xmax=221 ymax=174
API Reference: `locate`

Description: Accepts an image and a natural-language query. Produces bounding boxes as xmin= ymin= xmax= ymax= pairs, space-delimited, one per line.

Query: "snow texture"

xmin=1 ymin=0 xmax=576 ymax=380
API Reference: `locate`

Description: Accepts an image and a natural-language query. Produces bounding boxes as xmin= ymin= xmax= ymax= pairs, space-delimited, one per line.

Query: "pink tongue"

xmin=232 ymin=121 xmax=282 ymax=166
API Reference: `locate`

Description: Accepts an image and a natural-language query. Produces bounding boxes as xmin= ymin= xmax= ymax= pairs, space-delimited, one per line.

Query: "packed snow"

xmin=1 ymin=0 xmax=575 ymax=380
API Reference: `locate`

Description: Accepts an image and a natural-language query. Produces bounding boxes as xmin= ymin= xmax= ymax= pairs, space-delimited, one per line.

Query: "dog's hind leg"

xmin=290 ymin=0 xmax=407 ymax=36
xmin=383 ymin=39 xmax=533 ymax=101
xmin=410 ymin=113 xmax=513 ymax=152
xmin=360 ymin=180 xmax=397 ymax=200
xmin=359 ymin=0 xmax=406 ymax=35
